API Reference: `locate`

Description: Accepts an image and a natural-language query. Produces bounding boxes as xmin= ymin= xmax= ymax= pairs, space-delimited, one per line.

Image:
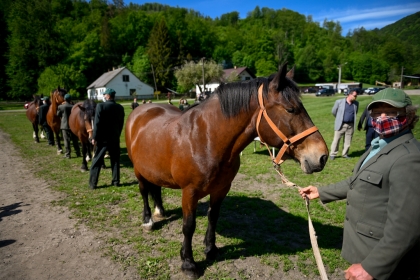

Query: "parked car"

xmin=368 ymin=87 xmax=384 ymax=95
xmin=304 ymin=87 xmax=317 ymax=93
xmin=316 ymin=88 xmax=335 ymax=97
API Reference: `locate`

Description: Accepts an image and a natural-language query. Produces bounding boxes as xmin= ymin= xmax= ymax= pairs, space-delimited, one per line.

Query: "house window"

xmin=123 ymin=75 xmax=129 ymax=82
xmin=245 ymin=77 xmax=250 ymax=80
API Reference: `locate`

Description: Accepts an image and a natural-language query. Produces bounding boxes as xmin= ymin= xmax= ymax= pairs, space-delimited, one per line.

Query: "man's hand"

xmin=345 ymin=264 xmax=373 ymax=280
xmin=298 ymin=186 xmax=319 ymax=200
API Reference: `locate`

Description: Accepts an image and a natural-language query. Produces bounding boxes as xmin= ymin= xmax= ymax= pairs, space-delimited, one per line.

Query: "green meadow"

xmin=1 ymin=94 xmax=419 ymax=279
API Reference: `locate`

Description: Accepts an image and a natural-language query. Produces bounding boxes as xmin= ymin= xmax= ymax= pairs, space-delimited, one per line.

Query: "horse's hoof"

xmin=181 ymin=261 xmax=200 ymax=279
xmin=80 ymin=168 xmax=87 ymax=173
xmin=141 ymin=219 xmax=154 ymax=232
xmin=152 ymin=213 xmax=166 ymax=222
xmin=57 ymin=150 xmax=63 ymax=155
xmin=204 ymin=246 xmax=219 ymax=261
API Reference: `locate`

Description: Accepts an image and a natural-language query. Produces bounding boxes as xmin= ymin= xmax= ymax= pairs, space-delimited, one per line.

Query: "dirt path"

xmin=0 ymin=130 xmax=138 ymax=280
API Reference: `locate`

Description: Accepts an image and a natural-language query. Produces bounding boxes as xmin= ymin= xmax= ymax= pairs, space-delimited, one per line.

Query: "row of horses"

xmin=25 ymin=87 xmax=97 ymax=171
xmin=26 ymin=64 xmax=329 ymax=278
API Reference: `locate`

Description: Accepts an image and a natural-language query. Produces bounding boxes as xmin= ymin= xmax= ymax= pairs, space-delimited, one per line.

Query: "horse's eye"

xmin=286 ymin=108 xmax=295 ymax=113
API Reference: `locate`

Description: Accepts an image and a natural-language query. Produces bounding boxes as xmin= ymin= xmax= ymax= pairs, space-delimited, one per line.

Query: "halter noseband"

xmin=255 ymin=84 xmax=319 ymax=165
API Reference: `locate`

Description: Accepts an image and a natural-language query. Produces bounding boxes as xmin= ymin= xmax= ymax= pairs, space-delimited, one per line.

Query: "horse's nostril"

xmin=320 ymin=154 xmax=328 ymax=166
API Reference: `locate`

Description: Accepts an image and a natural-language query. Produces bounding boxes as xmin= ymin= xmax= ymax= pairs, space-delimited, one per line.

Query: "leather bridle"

xmin=255 ymin=84 xmax=319 ymax=165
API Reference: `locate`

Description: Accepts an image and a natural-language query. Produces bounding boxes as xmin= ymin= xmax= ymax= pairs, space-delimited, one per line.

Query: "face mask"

xmin=371 ymin=116 xmax=407 ymax=138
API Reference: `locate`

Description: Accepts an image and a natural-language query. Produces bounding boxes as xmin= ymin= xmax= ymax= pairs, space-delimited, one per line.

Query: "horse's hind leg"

xmin=180 ymin=189 xmax=200 ymax=278
xmin=55 ymin=131 xmax=63 ymax=154
xmin=203 ymin=185 xmax=231 ymax=260
xmin=136 ymin=172 xmax=154 ymax=231
xmin=150 ymin=186 xmax=165 ymax=221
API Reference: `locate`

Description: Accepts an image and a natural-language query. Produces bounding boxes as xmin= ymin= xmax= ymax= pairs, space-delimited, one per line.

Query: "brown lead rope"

xmin=273 ymin=165 xmax=329 ymax=280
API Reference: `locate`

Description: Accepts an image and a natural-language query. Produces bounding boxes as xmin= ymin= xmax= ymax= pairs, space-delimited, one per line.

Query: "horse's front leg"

xmin=204 ymin=186 xmax=230 ymax=260
xmin=33 ymin=123 xmax=39 ymax=143
xmin=80 ymin=141 xmax=88 ymax=172
xmin=180 ymin=189 xmax=199 ymax=278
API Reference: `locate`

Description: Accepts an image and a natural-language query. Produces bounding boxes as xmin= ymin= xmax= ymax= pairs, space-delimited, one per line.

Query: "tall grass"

xmin=0 ymin=95 xmax=419 ymax=279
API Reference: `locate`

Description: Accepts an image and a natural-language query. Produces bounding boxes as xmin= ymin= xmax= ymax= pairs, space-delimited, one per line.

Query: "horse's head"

xmin=52 ymin=86 xmax=67 ymax=105
xmin=256 ymin=63 xmax=328 ymax=174
xmin=79 ymin=99 xmax=97 ymax=139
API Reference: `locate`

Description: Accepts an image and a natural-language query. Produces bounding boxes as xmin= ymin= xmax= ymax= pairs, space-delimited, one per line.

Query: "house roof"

xmin=86 ymin=67 xmax=126 ymax=89
xmin=223 ymin=67 xmax=256 ymax=79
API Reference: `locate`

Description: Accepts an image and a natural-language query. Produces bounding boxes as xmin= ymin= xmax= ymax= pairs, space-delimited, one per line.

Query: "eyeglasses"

xmin=369 ymin=110 xmax=406 ymax=118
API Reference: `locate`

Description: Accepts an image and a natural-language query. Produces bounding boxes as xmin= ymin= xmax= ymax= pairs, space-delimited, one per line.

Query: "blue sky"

xmin=129 ymin=0 xmax=420 ymax=35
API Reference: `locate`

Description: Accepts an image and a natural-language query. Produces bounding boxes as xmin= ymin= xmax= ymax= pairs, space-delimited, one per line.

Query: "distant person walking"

xmin=330 ymin=90 xmax=359 ymax=159
xmin=89 ymin=88 xmax=125 ymax=189
xmin=57 ymin=94 xmax=81 ymax=159
xmin=131 ymin=98 xmax=139 ymax=110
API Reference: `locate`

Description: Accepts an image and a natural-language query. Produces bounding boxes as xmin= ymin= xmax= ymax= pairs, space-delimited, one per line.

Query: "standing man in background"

xmin=89 ymin=88 xmax=125 ymax=189
xmin=330 ymin=90 xmax=359 ymax=159
xmin=57 ymin=94 xmax=81 ymax=159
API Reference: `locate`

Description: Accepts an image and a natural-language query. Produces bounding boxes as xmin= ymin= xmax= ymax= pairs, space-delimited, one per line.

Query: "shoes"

xmin=342 ymin=155 xmax=351 ymax=159
xmin=329 ymin=156 xmax=335 ymax=160
xmin=112 ymin=182 xmax=120 ymax=187
xmin=89 ymin=184 xmax=96 ymax=190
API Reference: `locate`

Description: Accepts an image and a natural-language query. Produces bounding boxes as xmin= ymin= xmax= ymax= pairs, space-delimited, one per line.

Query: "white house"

xmin=87 ymin=67 xmax=154 ymax=100
xmin=195 ymin=66 xmax=256 ymax=96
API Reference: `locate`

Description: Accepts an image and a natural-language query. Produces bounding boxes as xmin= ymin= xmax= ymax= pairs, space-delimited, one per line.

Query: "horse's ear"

xmin=286 ymin=65 xmax=295 ymax=80
xmin=270 ymin=62 xmax=288 ymax=90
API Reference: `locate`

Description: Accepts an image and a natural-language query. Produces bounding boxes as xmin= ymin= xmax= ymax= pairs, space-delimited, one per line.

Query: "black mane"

xmin=212 ymin=75 xmax=300 ymax=118
xmin=79 ymin=99 xmax=96 ymax=122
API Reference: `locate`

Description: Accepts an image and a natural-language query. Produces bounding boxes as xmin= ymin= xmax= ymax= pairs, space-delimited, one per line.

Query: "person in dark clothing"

xmin=358 ymin=105 xmax=379 ymax=151
xmin=57 ymin=94 xmax=81 ymax=158
xmin=89 ymin=88 xmax=125 ymax=189
xmin=131 ymin=98 xmax=139 ymax=110
xmin=38 ymin=97 xmax=55 ymax=146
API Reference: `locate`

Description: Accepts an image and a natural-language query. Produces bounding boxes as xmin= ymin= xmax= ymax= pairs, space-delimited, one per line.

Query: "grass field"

xmin=0 ymin=94 xmax=419 ymax=279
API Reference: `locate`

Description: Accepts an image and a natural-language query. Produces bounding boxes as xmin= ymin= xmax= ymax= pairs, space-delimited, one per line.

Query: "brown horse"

xmin=69 ymin=99 xmax=97 ymax=172
xmin=47 ymin=87 xmax=67 ymax=154
xmin=25 ymin=95 xmax=44 ymax=143
xmin=125 ymin=63 xmax=329 ymax=278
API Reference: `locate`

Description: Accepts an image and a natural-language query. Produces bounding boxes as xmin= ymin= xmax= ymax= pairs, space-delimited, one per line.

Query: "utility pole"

xmin=400 ymin=66 xmax=404 ymax=89
xmin=201 ymin=57 xmax=206 ymax=94
xmin=151 ymin=63 xmax=158 ymax=99
xmin=337 ymin=62 xmax=347 ymax=94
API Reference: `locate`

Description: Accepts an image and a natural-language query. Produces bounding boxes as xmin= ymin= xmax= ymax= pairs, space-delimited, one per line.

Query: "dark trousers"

xmin=62 ymin=129 xmax=80 ymax=157
xmin=42 ymin=123 xmax=54 ymax=145
xmin=365 ymin=127 xmax=379 ymax=151
xmin=89 ymin=142 xmax=120 ymax=187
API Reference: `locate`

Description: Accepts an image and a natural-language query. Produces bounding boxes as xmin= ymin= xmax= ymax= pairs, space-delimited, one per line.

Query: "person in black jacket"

xmin=89 ymin=88 xmax=125 ymax=189
xmin=358 ymin=105 xmax=379 ymax=151
xmin=131 ymin=98 xmax=139 ymax=110
xmin=38 ymin=96 xmax=55 ymax=146
xmin=57 ymin=94 xmax=81 ymax=158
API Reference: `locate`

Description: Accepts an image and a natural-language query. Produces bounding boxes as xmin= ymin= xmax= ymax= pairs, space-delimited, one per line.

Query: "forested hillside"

xmin=0 ymin=0 xmax=418 ymax=100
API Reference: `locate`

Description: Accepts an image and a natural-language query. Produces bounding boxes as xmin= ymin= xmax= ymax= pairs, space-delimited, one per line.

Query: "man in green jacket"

xmin=89 ymin=88 xmax=125 ymax=189
xmin=299 ymin=88 xmax=420 ymax=280
xmin=57 ymin=94 xmax=80 ymax=159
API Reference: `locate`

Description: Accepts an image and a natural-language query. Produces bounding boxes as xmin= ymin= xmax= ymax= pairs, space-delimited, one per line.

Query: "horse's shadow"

xmin=154 ymin=195 xmax=343 ymax=272
xmin=0 ymin=202 xmax=25 ymax=222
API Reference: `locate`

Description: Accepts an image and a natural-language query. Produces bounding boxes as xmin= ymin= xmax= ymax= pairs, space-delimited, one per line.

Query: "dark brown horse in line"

xmin=125 ymin=63 xmax=329 ymax=278
xmin=25 ymin=95 xmax=44 ymax=143
xmin=69 ymin=99 xmax=97 ymax=172
xmin=47 ymin=87 xmax=67 ymax=154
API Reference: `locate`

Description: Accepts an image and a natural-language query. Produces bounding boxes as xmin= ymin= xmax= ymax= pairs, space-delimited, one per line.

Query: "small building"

xmin=87 ymin=67 xmax=154 ymax=100
xmin=195 ymin=66 xmax=256 ymax=96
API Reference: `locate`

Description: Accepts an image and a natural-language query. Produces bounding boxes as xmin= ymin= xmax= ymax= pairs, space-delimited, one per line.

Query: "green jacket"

xmin=319 ymin=132 xmax=420 ymax=280
xmin=92 ymin=100 xmax=125 ymax=144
